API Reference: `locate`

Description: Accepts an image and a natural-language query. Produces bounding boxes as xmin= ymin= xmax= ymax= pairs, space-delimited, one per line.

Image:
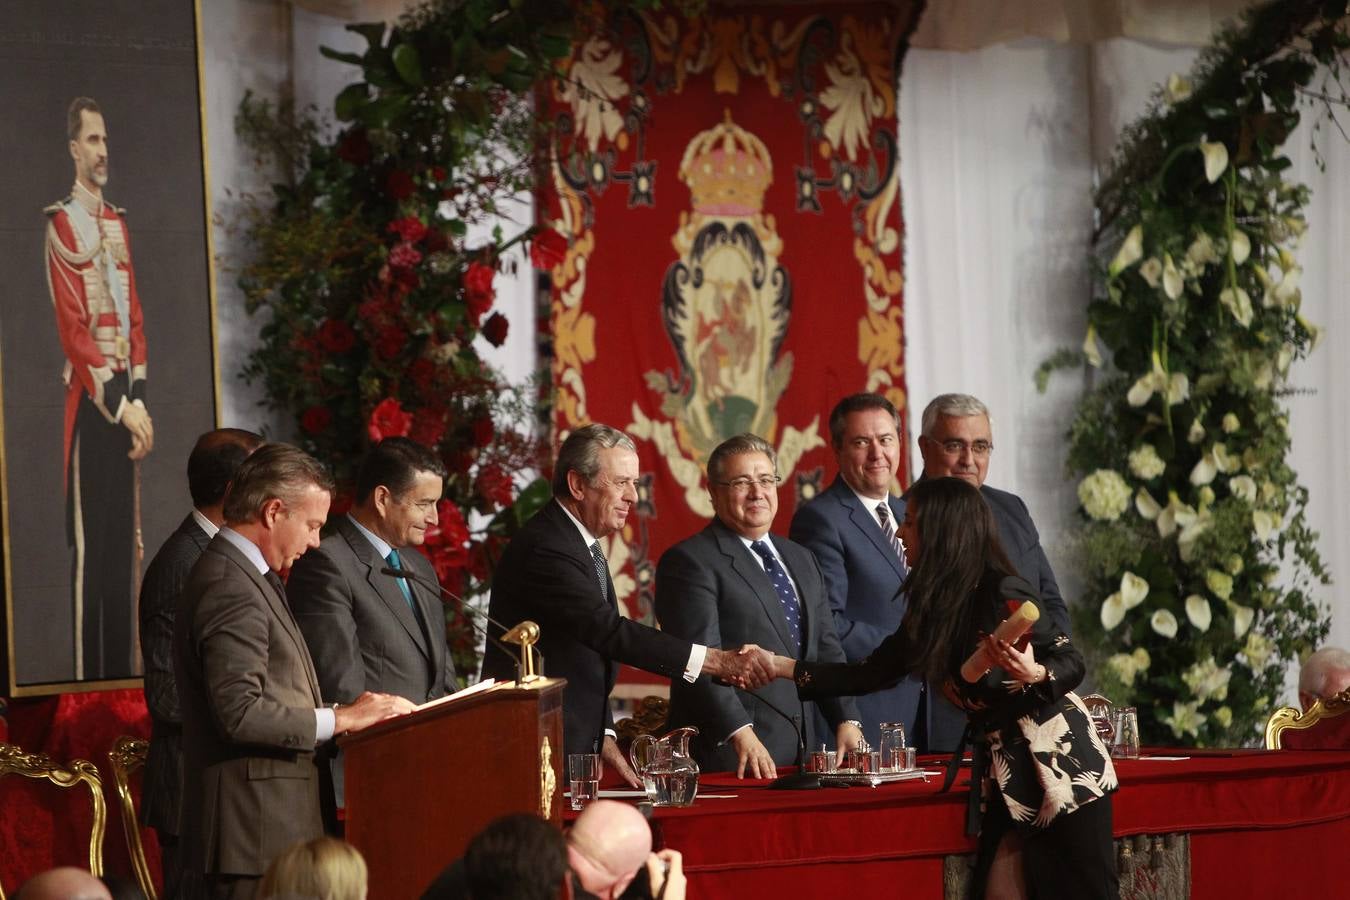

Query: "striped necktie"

xmin=589 ymin=541 xmax=610 ymax=600
xmin=876 ymin=502 xmax=905 ymax=559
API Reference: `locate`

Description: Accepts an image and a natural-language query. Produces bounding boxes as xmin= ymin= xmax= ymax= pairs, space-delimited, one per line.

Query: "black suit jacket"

xmin=483 ymin=500 xmax=693 ymax=757
xmin=137 ymin=513 xmax=210 ymax=837
xmin=656 ymin=521 xmax=860 ymax=771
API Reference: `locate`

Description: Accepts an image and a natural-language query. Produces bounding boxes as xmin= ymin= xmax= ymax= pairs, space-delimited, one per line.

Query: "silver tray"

xmin=817 ymin=768 xmax=937 ymax=787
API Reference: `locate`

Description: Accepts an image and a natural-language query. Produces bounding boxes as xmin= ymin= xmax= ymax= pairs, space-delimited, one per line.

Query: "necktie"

xmin=589 ymin=542 xmax=610 ymax=600
xmin=386 ymin=549 xmax=415 ymax=610
xmin=750 ymin=539 xmax=802 ymax=651
xmin=265 ymin=571 xmax=287 ymax=604
xmin=876 ymin=502 xmax=905 ymax=560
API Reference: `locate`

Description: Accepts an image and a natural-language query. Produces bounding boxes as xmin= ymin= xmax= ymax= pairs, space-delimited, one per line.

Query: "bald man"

xmin=16 ymin=867 xmax=112 ymax=900
xmin=567 ymin=800 xmax=684 ymax=900
xmin=1299 ymin=647 xmax=1350 ymax=711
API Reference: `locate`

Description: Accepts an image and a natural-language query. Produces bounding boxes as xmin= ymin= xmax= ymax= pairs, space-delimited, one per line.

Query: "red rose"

xmin=408 ymin=357 xmax=439 ymax=391
xmin=336 ymin=128 xmax=371 ymax=165
xmin=386 ymin=168 xmax=415 ymax=200
xmin=388 ymin=216 xmax=428 ymax=243
xmin=529 ymin=227 xmax=567 ymax=269
xmin=481 ymin=312 xmax=509 ymax=347
xmin=472 ymin=416 xmax=495 ymax=448
xmin=388 ymin=242 xmax=423 ymax=271
xmin=422 ymin=501 xmax=471 ymax=583
xmin=368 ymin=397 xmax=412 ymax=442
xmin=301 ymin=406 xmax=332 ymax=435
xmin=463 ymin=261 xmax=496 ymax=325
xmin=475 ymin=463 xmax=514 ymax=509
xmin=410 ymin=407 xmax=447 ymax=447
xmin=316 ymin=318 xmax=356 ymax=354
xmin=375 ymin=326 xmax=406 ymax=360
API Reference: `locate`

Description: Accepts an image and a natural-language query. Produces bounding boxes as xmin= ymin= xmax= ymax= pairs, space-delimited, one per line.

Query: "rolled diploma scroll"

xmin=960 ymin=601 xmax=1040 ymax=682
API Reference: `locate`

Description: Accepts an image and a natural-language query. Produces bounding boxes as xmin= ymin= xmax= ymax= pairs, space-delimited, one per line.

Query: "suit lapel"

xmin=184 ymin=515 xmax=211 ymax=554
xmin=834 ymin=480 xmax=907 ymax=580
xmin=337 ymin=518 xmax=432 ymax=662
xmin=712 ymin=522 xmax=796 ymax=654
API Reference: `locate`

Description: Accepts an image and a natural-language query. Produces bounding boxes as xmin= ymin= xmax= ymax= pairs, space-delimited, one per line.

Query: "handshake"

xmin=708 ymin=643 xmax=787 ymax=690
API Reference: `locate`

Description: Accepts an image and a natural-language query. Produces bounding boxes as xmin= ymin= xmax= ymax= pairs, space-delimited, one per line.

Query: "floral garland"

xmin=235 ymin=0 xmax=594 ymax=677
xmin=1041 ymin=0 xmax=1344 ymax=746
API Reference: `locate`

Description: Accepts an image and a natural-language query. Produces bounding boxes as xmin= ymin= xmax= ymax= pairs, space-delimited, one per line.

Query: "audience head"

xmin=567 ymin=800 xmax=653 ymax=899
xmin=353 ymin=437 xmax=447 ymax=548
xmin=828 ymin=393 xmax=901 ymax=500
xmin=918 ymin=393 xmax=993 ymax=487
xmin=187 ymin=427 xmax=263 ymax=510
xmin=221 ymin=443 xmax=334 ymax=570
xmin=707 ymin=433 xmax=779 ymax=541
xmin=16 ymin=867 xmax=112 ymax=900
xmin=552 ymin=424 xmax=639 ymax=540
xmin=1299 ymin=647 xmax=1350 ymax=711
xmin=460 ymin=813 xmax=566 ymax=900
xmin=258 ymin=836 xmax=367 ymax=900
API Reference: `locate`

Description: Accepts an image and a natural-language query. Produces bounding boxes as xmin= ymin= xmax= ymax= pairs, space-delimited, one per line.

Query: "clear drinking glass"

xmin=1111 ymin=707 xmax=1141 ymax=759
xmin=568 ymin=753 xmax=601 ymax=810
xmin=879 ymin=722 xmax=908 ymax=773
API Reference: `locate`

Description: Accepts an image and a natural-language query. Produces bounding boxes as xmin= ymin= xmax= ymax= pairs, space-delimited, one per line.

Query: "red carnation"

xmin=301 ymin=406 xmax=332 ymax=435
xmin=475 ymin=463 xmax=514 ymax=509
xmin=368 ymin=397 xmax=413 ymax=442
xmin=410 ymin=407 xmax=447 ymax=447
xmin=316 ymin=318 xmax=356 ymax=354
xmin=481 ymin=312 xmax=509 ymax=347
xmin=408 ymin=357 xmax=439 ymax=391
xmin=386 ymin=168 xmax=416 ymax=200
xmin=472 ymin=416 xmax=495 ymax=448
xmin=375 ymin=326 xmax=406 ymax=360
xmin=388 ymin=216 xmax=428 ymax=243
xmin=529 ymin=227 xmax=567 ymax=270
xmin=423 ymin=500 xmax=471 ymax=582
xmin=336 ymin=128 xmax=371 ymax=165
xmin=463 ymin=262 xmax=496 ymax=325
xmin=388 ymin=242 xmax=423 ymax=271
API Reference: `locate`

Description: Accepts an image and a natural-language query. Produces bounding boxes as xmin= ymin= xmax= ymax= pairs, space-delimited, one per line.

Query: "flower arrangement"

xmin=1039 ymin=0 xmax=1343 ymax=745
xmin=233 ymin=0 xmax=593 ymax=678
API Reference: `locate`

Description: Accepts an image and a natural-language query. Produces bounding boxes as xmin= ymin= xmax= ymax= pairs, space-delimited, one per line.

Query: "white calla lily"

xmin=1187 ymin=232 xmax=1219 ymax=267
xmin=1120 ymin=572 xmax=1150 ymax=609
xmin=1253 ymin=509 xmax=1280 ymax=541
xmin=1162 ymin=253 xmax=1184 ymax=299
xmin=1127 ymin=372 xmax=1160 ymax=407
xmin=1231 ymin=603 xmax=1255 ymax=638
xmin=1101 ymin=592 xmax=1126 ymax=630
xmin=1135 ymin=488 xmax=1161 ymax=520
xmin=1296 ymin=313 xmax=1323 ymax=351
xmin=1165 ymin=372 xmax=1190 ymax=404
xmin=1211 ymin=443 xmax=1241 ymax=474
xmin=1229 ymin=475 xmax=1257 ymax=503
xmin=1151 ymin=609 xmax=1179 ymax=639
xmin=1219 ymin=287 xmax=1254 ymax=327
xmin=1189 ymin=453 xmax=1217 ymax=486
xmin=1200 ymin=140 xmax=1229 ymax=183
xmin=1165 ymin=73 xmax=1193 ymax=104
xmin=1109 ymin=225 xmax=1144 ymax=277
xmin=1188 ymin=420 xmax=1206 ymax=444
xmin=1277 ymin=343 xmax=1294 ymax=374
xmin=1229 ymin=229 xmax=1250 ymax=265
xmin=1177 ymin=514 xmax=1211 ymax=562
xmin=1274 ymin=266 xmax=1301 ymax=307
xmin=1139 ymin=257 xmax=1163 ymax=288
xmin=1185 ymin=595 xmax=1212 ymax=632
xmin=1082 ymin=323 xmax=1103 ymax=368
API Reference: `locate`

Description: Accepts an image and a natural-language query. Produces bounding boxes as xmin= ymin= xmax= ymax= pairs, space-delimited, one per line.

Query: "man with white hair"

xmin=1299 ymin=646 xmax=1350 ymax=711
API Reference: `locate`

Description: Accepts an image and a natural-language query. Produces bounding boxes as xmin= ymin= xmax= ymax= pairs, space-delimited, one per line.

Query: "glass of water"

xmin=568 ymin=753 xmax=601 ymax=810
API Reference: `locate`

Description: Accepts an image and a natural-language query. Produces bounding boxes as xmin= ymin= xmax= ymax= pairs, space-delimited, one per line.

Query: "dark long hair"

xmin=899 ymin=477 xmax=1017 ymax=682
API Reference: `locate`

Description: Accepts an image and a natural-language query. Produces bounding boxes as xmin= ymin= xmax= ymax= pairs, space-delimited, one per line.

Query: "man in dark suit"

xmin=138 ymin=427 xmax=260 ymax=897
xmin=288 ymin=437 xmax=456 ymax=808
xmin=789 ymin=394 xmax=918 ymax=749
xmin=916 ymin=392 xmax=1072 ymax=752
xmin=174 ymin=443 xmax=413 ymax=900
xmin=483 ymin=424 xmax=774 ymax=784
xmin=657 ymin=434 xmax=862 ymax=777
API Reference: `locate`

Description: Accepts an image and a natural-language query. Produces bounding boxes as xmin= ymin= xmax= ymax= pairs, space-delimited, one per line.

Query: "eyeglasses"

xmin=936 ymin=439 xmax=993 ymax=458
xmin=713 ymin=475 xmax=782 ymax=492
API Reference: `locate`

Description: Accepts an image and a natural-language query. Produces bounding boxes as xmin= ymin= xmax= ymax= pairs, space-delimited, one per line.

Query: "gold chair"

xmin=0 ymin=743 xmax=105 ymax=899
xmin=1265 ymin=687 xmax=1350 ymax=749
xmin=108 ymin=736 xmax=156 ymax=900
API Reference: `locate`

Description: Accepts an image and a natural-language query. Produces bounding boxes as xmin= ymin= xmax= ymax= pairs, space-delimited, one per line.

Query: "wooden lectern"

xmin=341 ymin=678 xmax=566 ymax=898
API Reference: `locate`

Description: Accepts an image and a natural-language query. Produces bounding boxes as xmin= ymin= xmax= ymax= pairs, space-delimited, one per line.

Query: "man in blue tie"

xmin=656 ymin=434 xmax=863 ymax=778
xmin=288 ymin=438 xmax=456 ymax=807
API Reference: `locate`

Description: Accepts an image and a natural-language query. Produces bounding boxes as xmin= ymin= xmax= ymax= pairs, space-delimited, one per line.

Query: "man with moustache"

xmin=657 ymin=433 xmax=863 ymax=777
xmin=483 ymin=424 xmax=775 ymax=783
xmin=789 ymin=394 xmax=918 ymax=749
xmin=45 ymin=96 xmax=153 ymax=679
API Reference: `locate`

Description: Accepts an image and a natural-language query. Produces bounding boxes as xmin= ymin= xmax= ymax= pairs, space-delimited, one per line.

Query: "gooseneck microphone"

xmin=729 ymin=685 xmax=822 ymax=791
xmin=381 ymin=566 xmax=543 ymax=685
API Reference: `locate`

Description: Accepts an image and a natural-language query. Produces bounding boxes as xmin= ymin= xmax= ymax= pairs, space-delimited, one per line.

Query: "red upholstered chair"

xmin=1264 ymin=688 xmax=1350 ymax=749
xmin=0 ymin=743 xmax=105 ymax=899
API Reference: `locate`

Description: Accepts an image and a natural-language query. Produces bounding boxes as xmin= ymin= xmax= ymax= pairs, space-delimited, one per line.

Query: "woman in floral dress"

xmin=757 ymin=476 xmax=1118 ymax=899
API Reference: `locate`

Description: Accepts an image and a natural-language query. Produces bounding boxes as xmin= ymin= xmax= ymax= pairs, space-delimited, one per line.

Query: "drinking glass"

xmin=1111 ymin=707 xmax=1140 ymax=759
xmin=568 ymin=753 xmax=601 ymax=810
xmin=879 ymin=722 xmax=908 ymax=773
xmin=1089 ymin=705 xmax=1116 ymax=744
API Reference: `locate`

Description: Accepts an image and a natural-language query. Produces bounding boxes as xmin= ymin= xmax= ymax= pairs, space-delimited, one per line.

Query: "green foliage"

xmin=1048 ymin=0 xmax=1341 ymax=746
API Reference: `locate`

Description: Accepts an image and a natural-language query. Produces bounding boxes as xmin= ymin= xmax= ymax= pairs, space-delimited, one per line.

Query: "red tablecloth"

xmin=579 ymin=750 xmax=1350 ymax=898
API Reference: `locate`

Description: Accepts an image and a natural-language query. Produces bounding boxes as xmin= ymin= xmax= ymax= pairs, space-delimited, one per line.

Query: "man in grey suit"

xmin=656 ymin=434 xmax=863 ymax=778
xmin=289 ymin=437 xmax=456 ymax=808
xmin=138 ymin=427 xmax=260 ymax=897
xmin=916 ymin=393 xmax=1072 ymax=752
xmin=789 ymin=394 xmax=918 ymax=749
xmin=174 ymin=444 xmax=413 ymax=900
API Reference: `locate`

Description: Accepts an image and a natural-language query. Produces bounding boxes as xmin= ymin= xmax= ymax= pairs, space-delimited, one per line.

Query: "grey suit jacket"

xmin=656 ymin=520 xmax=860 ymax=772
xmin=789 ymin=477 xmax=919 ymax=747
xmin=138 ymin=513 xmax=210 ymax=837
xmin=174 ymin=534 xmax=324 ymax=879
xmin=288 ymin=516 xmax=456 ymax=706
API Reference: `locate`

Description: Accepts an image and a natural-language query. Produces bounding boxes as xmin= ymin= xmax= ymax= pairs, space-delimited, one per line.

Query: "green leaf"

xmin=446 ymin=219 xmax=468 ymax=237
xmin=392 ymin=43 xmax=424 ymax=87
xmin=320 ymin=45 xmax=366 ymax=66
xmin=346 ymin=22 xmax=386 ymax=48
xmin=334 ymin=83 xmax=370 ymax=122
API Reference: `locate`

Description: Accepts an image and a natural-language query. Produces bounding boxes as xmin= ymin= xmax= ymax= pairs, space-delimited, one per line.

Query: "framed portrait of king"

xmin=0 ymin=1 xmax=219 ymax=695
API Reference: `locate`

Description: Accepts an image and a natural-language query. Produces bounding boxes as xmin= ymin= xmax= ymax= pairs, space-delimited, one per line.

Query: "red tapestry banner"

xmin=541 ymin=3 xmax=922 ymax=670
